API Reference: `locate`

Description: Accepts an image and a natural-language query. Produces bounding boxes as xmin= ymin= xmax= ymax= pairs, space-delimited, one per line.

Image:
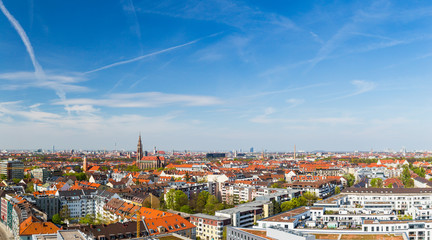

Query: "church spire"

xmin=137 ymin=133 xmax=143 ymax=161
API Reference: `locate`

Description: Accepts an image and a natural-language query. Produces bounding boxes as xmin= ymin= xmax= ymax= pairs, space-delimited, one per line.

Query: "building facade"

xmin=0 ymin=160 xmax=24 ymax=180
xmin=190 ymin=213 xmax=231 ymax=240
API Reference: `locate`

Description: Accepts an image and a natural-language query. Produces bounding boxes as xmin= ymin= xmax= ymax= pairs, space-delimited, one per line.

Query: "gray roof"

xmin=343 ymin=187 xmax=432 ymax=194
xmin=58 ymin=189 xmax=97 ymax=197
xmin=191 ymin=213 xmax=230 ymax=221
xmin=216 ymin=205 xmax=261 ymax=215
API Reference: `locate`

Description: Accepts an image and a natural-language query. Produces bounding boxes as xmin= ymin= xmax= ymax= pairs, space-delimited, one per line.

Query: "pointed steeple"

xmin=137 ymin=133 xmax=143 ymax=161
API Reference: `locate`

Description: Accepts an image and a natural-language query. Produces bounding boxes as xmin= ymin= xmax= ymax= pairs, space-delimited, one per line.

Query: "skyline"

xmin=1 ymin=0 xmax=432 ymax=151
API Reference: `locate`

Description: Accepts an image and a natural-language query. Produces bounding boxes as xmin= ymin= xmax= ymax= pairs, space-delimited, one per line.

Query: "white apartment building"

xmin=57 ymin=190 xmax=97 ymax=219
xmin=256 ymin=188 xmax=432 ymax=240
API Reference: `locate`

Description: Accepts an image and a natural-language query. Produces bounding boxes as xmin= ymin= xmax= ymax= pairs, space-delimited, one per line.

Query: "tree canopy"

xmin=343 ymin=173 xmax=355 ymax=187
xmin=370 ymin=178 xmax=383 ymax=188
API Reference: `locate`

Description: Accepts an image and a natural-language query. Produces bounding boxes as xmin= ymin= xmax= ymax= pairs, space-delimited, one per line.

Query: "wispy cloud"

xmin=85 ymin=32 xmax=221 ymax=74
xmin=247 ymin=83 xmax=329 ymax=98
xmin=348 ymin=80 xmax=376 ymax=97
xmin=123 ymin=0 xmax=143 ymax=54
xmin=0 ymin=0 xmax=70 ymax=102
xmin=322 ymin=80 xmax=376 ymax=102
xmin=53 ymin=92 xmax=223 ymax=108
xmin=0 ymin=101 xmax=61 ymax=122
xmin=250 ymin=110 xmax=359 ymax=125
xmin=141 ymin=0 xmax=297 ymax=31
xmin=0 ymin=71 xmax=88 ymax=92
xmin=286 ymin=98 xmax=304 ymax=108
xmin=306 ymin=1 xmax=398 ymax=70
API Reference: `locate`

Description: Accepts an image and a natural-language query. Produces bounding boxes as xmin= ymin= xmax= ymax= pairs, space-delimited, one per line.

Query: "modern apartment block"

xmin=219 ymin=183 xmax=300 ymax=204
xmin=255 ymin=188 xmax=432 ymax=240
xmin=0 ymin=159 xmax=24 ymax=180
xmin=216 ymin=205 xmax=264 ymax=228
xmin=226 ymin=226 xmax=315 ymax=240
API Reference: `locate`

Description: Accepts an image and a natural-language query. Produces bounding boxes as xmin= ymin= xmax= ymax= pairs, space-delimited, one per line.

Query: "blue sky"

xmin=1 ymin=0 xmax=432 ymax=152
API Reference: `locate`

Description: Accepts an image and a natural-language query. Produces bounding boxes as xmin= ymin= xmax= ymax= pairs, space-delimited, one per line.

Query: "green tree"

xmin=400 ymin=166 xmax=413 ymax=188
xmin=303 ymin=191 xmax=318 ymax=206
xmin=272 ymin=200 xmax=281 ymax=214
xmin=79 ymin=214 xmax=95 ymax=225
xmin=281 ymin=200 xmax=297 ymax=212
xmin=386 ymin=183 xmax=393 ymax=188
xmin=12 ymin=178 xmax=21 ymax=184
xmin=413 ymin=167 xmax=426 ymax=177
xmin=195 ymin=191 xmax=210 ymax=213
xmin=0 ymin=174 xmax=6 ymax=180
xmin=60 ymin=205 xmax=71 ymax=220
xmin=405 ymin=178 xmax=414 ymax=188
xmin=52 ymin=214 xmax=62 ymax=224
xmin=370 ymin=178 xmax=383 ymax=188
xmin=343 ymin=174 xmax=355 ymax=187
xmin=165 ymin=189 xmax=175 ymax=210
xmin=204 ymin=195 xmax=218 ymax=215
xmin=76 ymin=172 xmax=87 ymax=181
xmin=271 ymin=182 xmax=281 ymax=188
xmin=297 ymin=196 xmax=307 ymax=206
xmin=73 ymin=165 xmax=82 ymax=172
xmin=26 ymin=184 xmax=34 ymax=193
xmin=173 ymin=190 xmax=188 ymax=211
xmin=179 ymin=205 xmax=194 ymax=214
xmin=185 ymin=172 xmax=190 ymax=182
xmin=335 ymin=186 xmax=341 ymax=194
xmin=125 ymin=165 xmax=141 ymax=172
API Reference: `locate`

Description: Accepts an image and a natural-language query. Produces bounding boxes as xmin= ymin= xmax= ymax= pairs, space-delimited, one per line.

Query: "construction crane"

xmin=137 ymin=210 xmax=140 ymax=238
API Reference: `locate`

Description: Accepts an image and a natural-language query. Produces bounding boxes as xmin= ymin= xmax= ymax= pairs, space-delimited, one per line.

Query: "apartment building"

xmin=219 ymin=183 xmax=300 ymax=204
xmin=226 ymin=226 xmax=315 ymax=240
xmin=164 ymin=182 xmax=216 ymax=199
xmin=190 ymin=213 xmax=231 ymax=240
xmin=216 ymin=205 xmax=263 ymax=228
xmin=24 ymin=192 xmax=60 ymax=220
xmin=31 ymin=168 xmax=49 ymax=183
xmin=57 ymin=190 xmax=97 ymax=219
xmin=255 ymin=187 xmax=432 ymax=240
xmin=0 ymin=160 xmax=24 ymax=180
xmin=285 ymin=179 xmax=340 ymax=198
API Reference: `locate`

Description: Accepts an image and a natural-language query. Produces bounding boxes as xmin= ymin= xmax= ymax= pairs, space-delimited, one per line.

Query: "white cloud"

xmin=0 ymin=71 xmax=88 ymax=92
xmin=64 ymin=105 xmax=98 ymax=114
xmin=350 ymin=80 xmax=376 ymax=96
xmin=54 ymin=92 xmax=223 ymax=108
xmin=322 ymin=80 xmax=376 ymax=102
xmin=286 ymin=98 xmax=304 ymax=108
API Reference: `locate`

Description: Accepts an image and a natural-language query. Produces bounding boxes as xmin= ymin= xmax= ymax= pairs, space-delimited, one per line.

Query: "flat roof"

xmin=233 ymin=228 xmax=275 ymax=240
xmin=313 ymin=233 xmax=404 ymax=240
xmin=58 ymin=230 xmax=86 ymax=240
xmin=32 ymin=235 xmax=57 ymax=240
xmin=191 ymin=213 xmax=230 ymax=221
xmin=260 ymin=206 xmax=308 ymax=222
xmin=216 ymin=205 xmax=261 ymax=215
xmin=342 ymin=187 xmax=432 ymax=194
xmin=315 ymin=195 xmax=344 ymax=205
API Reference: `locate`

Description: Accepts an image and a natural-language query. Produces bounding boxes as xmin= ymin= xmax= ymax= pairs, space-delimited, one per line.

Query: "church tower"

xmin=137 ymin=134 xmax=143 ymax=162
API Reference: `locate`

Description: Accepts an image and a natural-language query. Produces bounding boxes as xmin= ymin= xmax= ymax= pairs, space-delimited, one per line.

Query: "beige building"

xmin=190 ymin=213 xmax=231 ymax=240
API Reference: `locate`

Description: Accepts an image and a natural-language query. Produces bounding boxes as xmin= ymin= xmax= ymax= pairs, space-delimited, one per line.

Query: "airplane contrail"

xmin=0 ymin=0 xmax=67 ymax=102
xmin=0 ymin=0 xmax=43 ymax=77
xmin=85 ymin=32 xmax=222 ymax=74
